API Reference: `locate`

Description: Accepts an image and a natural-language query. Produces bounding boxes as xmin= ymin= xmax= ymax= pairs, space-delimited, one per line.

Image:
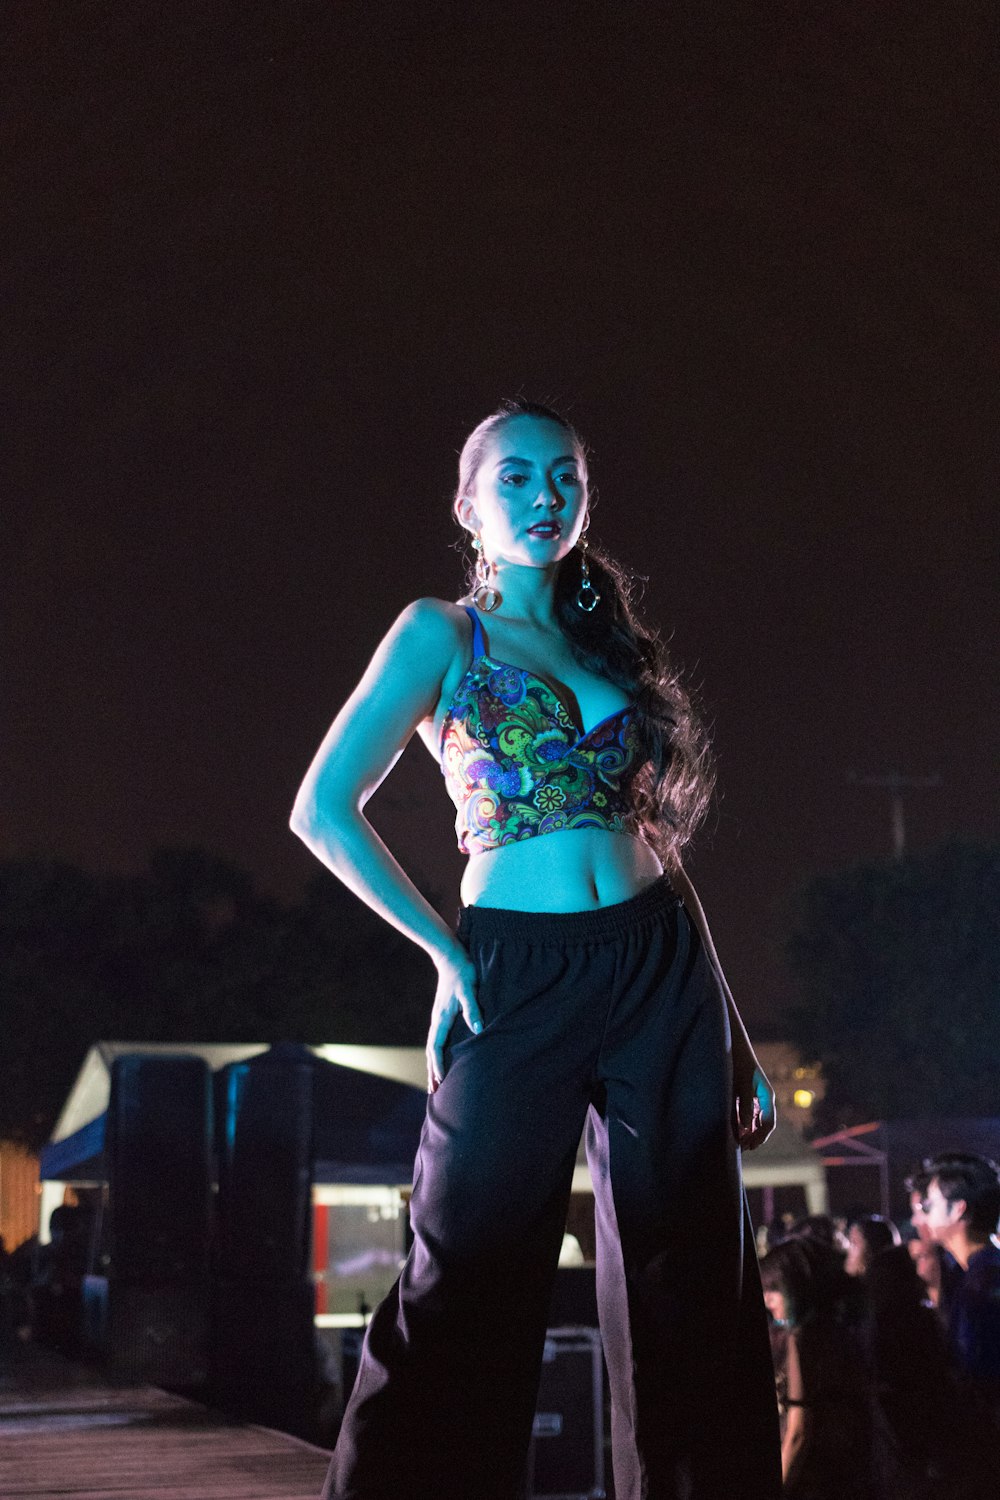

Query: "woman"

xmin=761 ymin=1236 xmax=894 ymax=1498
xmin=861 ymin=1235 xmax=974 ymax=1496
xmin=292 ymin=400 xmax=781 ymax=1500
xmin=844 ymin=1214 xmax=901 ymax=1278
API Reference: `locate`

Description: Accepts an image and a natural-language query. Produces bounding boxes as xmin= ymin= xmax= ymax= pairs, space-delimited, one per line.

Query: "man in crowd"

xmin=919 ymin=1150 xmax=1000 ymax=1422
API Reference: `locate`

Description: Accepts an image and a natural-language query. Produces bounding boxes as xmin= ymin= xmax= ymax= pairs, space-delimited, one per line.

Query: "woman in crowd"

xmin=844 ymin=1214 xmax=901 ymax=1278
xmin=760 ymin=1234 xmax=884 ymax=1497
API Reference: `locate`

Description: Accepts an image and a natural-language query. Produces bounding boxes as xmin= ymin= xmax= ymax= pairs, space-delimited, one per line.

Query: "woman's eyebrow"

xmin=493 ymin=454 xmax=578 ymax=469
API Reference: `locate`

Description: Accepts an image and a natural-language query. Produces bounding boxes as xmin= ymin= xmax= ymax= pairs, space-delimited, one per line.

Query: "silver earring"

xmin=471 ymin=535 xmax=502 ymax=613
xmin=576 ymin=532 xmax=600 ymax=612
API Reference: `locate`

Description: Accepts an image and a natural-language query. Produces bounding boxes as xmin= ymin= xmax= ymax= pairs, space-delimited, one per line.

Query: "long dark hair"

xmin=454 ymin=398 xmax=715 ymax=861
xmin=759 ymin=1236 xmax=850 ymax=1328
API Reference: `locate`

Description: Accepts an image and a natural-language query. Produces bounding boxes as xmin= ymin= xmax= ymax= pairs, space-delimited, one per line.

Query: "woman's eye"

xmin=557 ymin=472 xmax=580 ymax=486
xmin=500 ymin=473 xmax=528 ymax=486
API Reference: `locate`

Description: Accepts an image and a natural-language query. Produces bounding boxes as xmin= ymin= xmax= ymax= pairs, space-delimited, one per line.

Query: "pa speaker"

xmin=211 ymin=1276 xmax=317 ymax=1437
xmin=215 ymin=1047 xmax=314 ymax=1284
xmin=106 ymin=1053 xmax=212 ymax=1285
xmin=106 ymin=1280 xmax=209 ymax=1391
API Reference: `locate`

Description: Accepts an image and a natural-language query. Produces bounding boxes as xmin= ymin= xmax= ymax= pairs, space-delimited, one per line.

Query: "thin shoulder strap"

xmin=463 ymin=605 xmax=487 ymax=660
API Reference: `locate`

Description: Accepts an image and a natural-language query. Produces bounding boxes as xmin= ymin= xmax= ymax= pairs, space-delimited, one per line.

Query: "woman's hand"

xmin=425 ymin=943 xmax=483 ymax=1094
xmin=733 ymin=1056 xmax=776 ymax=1150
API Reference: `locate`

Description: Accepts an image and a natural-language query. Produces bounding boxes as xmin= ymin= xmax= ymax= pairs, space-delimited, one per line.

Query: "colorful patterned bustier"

xmin=439 ymin=607 xmax=646 ymax=855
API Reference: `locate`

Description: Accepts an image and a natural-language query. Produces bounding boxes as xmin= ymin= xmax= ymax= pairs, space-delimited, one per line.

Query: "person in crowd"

xmin=918 ymin=1151 xmax=1000 ymax=1424
xmin=31 ymin=1205 xmax=90 ymax=1354
xmin=845 ymin=1214 xmax=901 ymax=1278
xmin=905 ymin=1165 xmax=950 ymax=1310
xmin=784 ymin=1214 xmax=848 ymax=1254
xmin=857 ymin=1217 xmax=971 ymax=1494
xmin=760 ymin=1234 xmax=893 ymax=1497
xmin=292 ymin=400 xmax=781 ymax=1499
xmin=0 ymin=1237 xmax=19 ymax=1360
xmin=5 ymin=1235 xmax=37 ymax=1346
xmin=756 ymin=1214 xmax=795 ymax=1260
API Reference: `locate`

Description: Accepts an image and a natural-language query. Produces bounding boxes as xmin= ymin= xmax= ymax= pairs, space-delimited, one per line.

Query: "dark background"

xmin=6 ymin=2 xmax=997 ymax=1033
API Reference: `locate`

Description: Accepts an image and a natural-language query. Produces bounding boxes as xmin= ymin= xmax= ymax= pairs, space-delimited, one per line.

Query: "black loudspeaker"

xmin=106 ymin=1054 xmax=213 ymax=1285
xmin=215 ymin=1047 xmax=314 ymax=1284
xmin=212 ymin=1277 xmax=317 ymax=1437
xmin=106 ymin=1281 xmax=209 ymax=1390
xmin=527 ymin=1328 xmax=606 ymax=1500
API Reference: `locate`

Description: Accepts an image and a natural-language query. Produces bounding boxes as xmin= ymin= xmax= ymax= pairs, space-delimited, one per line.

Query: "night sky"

xmin=7 ymin=3 xmax=997 ymax=1031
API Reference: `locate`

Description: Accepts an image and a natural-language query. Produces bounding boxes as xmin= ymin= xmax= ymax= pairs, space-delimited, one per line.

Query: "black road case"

xmin=527 ymin=1326 xmax=606 ymax=1499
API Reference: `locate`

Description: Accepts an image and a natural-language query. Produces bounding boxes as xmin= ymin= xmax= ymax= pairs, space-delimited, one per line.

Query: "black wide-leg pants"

xmin=322 ymin=876 xmax=781 ymax=1500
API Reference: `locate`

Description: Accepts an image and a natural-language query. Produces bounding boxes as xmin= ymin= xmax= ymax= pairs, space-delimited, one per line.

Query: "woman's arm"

xmin=780 ymin=1332 xmax=811 ymax=1488
xmin=290 ymin=598 xmax=483 ymax=1090
xmin=668 ymin=860 xmax=776 ymax=1149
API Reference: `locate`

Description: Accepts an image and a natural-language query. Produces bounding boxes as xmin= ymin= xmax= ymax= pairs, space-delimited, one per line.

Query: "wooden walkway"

xmin=0 ymin=1346 xmax=332 ymax=1500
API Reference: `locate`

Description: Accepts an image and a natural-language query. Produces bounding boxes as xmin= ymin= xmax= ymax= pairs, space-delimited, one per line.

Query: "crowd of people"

xmin=759 ymin=1150 xmax=1000 ymax=1498
xmin=0 ymin=1235 xmax=33 ymax=1359
xmin=4 ymin=1150 xmax=999 ymax=1497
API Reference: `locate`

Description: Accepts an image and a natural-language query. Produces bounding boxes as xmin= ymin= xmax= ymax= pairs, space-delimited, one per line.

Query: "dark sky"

xmin=6 ymin=3 xmax=997 ymax=1031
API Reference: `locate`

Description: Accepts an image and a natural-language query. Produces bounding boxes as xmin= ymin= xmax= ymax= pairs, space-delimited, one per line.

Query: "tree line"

xmin=0 ymin=849 xmax=437 ymax=1148
xmin=1 ymin=839 xmax=996 ymax=1148
xmin=782 ymin=838 xmax=999 ymax=1129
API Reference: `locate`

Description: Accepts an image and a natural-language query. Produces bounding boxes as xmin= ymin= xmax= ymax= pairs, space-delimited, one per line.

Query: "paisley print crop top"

xmin=439 ymin=607 xmax=646 ymax=856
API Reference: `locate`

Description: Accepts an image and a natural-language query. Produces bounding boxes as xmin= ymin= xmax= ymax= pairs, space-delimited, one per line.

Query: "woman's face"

xmin=459 ymin=414 xmax=589 ymax=570
xmin=844 ymin=1223 xmax=868 ymax=1277
xmin=763 ymin=1287 xmax=788 ymax=1325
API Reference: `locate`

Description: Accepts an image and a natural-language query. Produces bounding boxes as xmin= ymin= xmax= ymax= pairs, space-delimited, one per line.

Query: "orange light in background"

xmin=0 ymin=1143 xmax=41 ymax=1249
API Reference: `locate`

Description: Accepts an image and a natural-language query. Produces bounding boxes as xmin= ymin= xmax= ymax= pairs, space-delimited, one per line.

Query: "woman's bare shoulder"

xmin=390 ymin=597 xmax=471 ymax=657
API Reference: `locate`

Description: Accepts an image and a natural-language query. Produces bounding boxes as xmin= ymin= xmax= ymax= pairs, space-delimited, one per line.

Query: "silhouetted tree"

xmin=0 ymin=850 xmax=440 ymax=1146
xmin=280 ymin=871 xmax=435 ymax=1044
xmin=0 ymin=860 xmax=113 ymax=1145
xmin=781 ymin=840 xmax=1000 ymax=1127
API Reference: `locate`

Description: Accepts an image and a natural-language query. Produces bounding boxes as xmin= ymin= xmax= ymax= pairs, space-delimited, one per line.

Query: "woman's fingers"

xmin=450 ymin=953 xmax=483 ymax=1036
xmin=733 ymin=1064 xmax=777 ymax=1150
xmin=427 ymin=1039 xmax=444 ymax=1094
xmin=461 ymin=994 xmax=484 ymax=1036
xmin=425 ymin=1021 xmax=447 ymax=1093
xmin=738 ymin=1091 xmax=776 ymax=1151
xmin=425 ymin=998 xmax=481 ymax=1095
xmin=425 ymin=1007 xmax=452 ymax=1094
xmin=424 ymin=957 xmax=482 ymax=1095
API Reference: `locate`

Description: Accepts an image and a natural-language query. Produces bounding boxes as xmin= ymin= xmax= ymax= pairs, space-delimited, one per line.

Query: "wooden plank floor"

xmin=0 ymin=1346 xmax=332 ymax=1500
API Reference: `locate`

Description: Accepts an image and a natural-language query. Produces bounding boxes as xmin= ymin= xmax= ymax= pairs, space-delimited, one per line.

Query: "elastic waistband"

xmin=457 ymin=873 xmax=682 ymax=945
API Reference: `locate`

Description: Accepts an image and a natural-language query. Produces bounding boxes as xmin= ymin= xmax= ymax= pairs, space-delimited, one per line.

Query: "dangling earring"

xmin=576 ymin=531 xmax=601 ymax=612
xmin=471 ymin=535 xmax=502 ymax=613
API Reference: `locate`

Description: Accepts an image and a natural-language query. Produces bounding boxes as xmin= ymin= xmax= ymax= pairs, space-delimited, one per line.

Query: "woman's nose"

xmin=534 ymin=486 xmax=563 ymax=509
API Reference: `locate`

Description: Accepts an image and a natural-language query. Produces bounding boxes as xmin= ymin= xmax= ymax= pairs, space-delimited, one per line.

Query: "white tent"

xmin=42 ymin=1039 xmax=827 ymax=1238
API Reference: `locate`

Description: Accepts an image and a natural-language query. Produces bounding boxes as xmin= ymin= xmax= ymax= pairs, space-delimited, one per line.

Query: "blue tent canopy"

xmin=41 ymin=1042 xmax=428 ymax=1187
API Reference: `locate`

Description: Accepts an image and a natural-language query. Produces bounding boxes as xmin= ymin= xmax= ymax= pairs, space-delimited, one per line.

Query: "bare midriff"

xmin=459 ymin=827 xmax=664 ymax=913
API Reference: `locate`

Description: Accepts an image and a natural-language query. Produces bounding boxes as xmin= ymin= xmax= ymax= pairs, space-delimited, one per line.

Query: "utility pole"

xmin=846 ymin=771 xmax=941 ymax=859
